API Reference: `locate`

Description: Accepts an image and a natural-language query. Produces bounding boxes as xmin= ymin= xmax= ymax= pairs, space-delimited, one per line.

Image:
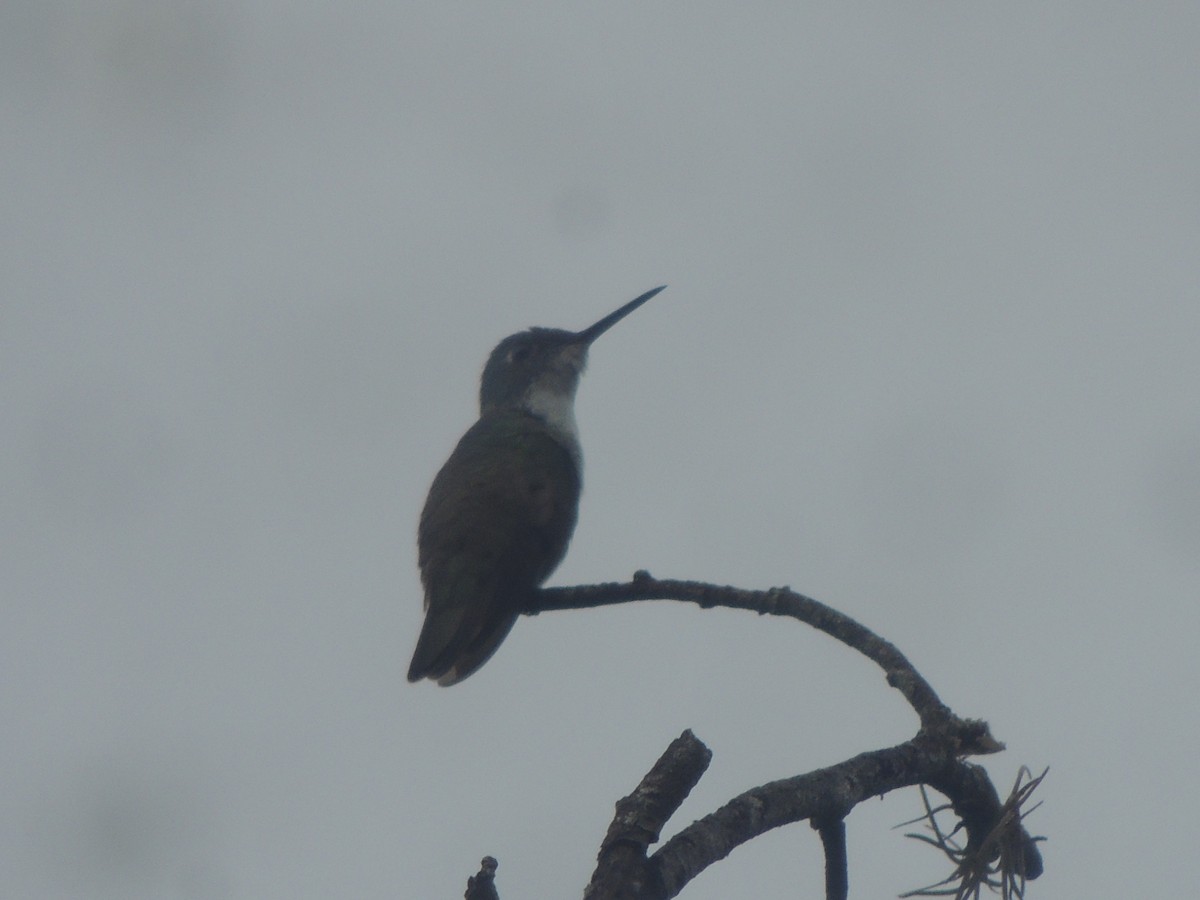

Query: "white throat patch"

xmin=524 ymin=385 xmax=582 ymax=467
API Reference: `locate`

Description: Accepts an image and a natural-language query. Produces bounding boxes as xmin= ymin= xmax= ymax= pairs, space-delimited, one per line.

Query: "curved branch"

xmin=532 ymin=574 xmax=998 ymax=750
xmin=652 ymin=740 xmax=932 ymax=896
xmin=484 ymin=576 xmax=1044 ymax=898
xmin=573 ymin=730 xmax=1041 ymax=899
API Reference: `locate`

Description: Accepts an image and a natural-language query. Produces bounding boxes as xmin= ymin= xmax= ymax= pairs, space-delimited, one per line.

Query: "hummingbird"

xmin=407 ymin=286 xmax=666 ymax=685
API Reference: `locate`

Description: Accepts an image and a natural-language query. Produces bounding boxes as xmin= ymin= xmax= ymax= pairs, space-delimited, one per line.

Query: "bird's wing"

xmin=408 ymin=411 xmax=581 ymax=684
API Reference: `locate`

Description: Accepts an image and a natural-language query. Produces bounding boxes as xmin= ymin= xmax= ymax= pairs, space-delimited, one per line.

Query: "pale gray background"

xmin=3 ymin=3 xmax=1198 ymax=898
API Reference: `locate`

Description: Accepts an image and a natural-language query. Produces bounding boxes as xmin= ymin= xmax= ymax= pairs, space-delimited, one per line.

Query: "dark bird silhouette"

xmin=408 ymin=286 xmax=666 ymax=685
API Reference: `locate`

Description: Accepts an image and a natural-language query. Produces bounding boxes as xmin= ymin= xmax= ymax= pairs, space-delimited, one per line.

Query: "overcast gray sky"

xmin=3 ymin=3 xmax=1198 ymax=897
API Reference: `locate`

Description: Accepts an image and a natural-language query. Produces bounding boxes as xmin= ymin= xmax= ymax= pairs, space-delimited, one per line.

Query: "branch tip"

xmin=464 ymin=856 xmax=499 ymax=900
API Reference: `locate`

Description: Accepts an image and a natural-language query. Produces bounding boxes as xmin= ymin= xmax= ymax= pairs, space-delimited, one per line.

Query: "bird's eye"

xmin=508 ymin=346 xmax=531 ymax=364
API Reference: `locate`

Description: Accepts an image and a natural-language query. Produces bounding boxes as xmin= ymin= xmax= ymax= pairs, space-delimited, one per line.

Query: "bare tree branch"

xmin=455 ymin=576 xmax=1044 ymax=898
xmin=464 ymin=856 xmax=499 ymax=900
xmin=649 ymin=741 xmax=1041 ymax=898
xmin=815 ymin=816 xmax=848 ymax=900
xmin=532 ymin=574 xmax=1001 ymax=751
xmin=584 ymin=730 xmax=712 ymax=900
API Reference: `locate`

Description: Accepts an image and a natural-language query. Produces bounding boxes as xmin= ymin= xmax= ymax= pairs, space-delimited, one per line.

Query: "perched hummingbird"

xmin=408 ymin=286 xmax=666 ymax=685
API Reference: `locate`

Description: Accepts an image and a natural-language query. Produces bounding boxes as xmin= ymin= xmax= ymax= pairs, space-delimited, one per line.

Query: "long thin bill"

xmin=575 ymin=285 xmax=667 ymax=344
